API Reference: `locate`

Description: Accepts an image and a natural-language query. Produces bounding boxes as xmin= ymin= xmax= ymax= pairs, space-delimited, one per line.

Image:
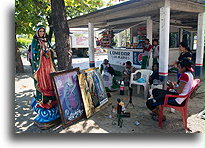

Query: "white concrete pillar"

xmin=130 ymin=28 xmax=133 ymax=43
xmin=88 ymin=22 xmax=95 ymax=67
xmin=125 ymin=29 xmax=127 ymax=43
xmin=195 ymin=12 xmax=204 ymax=78
xmin=118 ymin=32 xmax=122 ymax=47
xmin=179 ymin=28 xmax=183 ymax=43
xmin=147 ymin=18 xmax=153 ymax=69
xmin=159 ymin=0 xmax=170 ymax=81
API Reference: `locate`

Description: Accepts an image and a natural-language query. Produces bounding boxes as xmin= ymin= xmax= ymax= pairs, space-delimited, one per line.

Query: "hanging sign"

xmin=107 ymin=48 xmax=143 ymax=68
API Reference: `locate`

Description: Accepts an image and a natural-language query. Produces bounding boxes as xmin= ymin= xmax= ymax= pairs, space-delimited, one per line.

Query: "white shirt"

xmin=152 ymin=45 xmax=159 ymax=58
xmin=102 ymin=71 xmax=113 ymax=88
xmin=175 ymin=72 xmax=194 ymax=104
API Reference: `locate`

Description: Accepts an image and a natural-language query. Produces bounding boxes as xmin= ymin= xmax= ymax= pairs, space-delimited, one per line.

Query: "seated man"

xmin=100 ymin=59 xmax=111 ymax=73
xmin=103 ymin=66 xmax=119 ymax=92
xmin=148 ymin=63 xmax=163 ymax=98
xmin=149 ymin=63 xmax=160 ymax=85
xmin=122 ymin=61 xmax=136 ymax=86
xmin=146 ymin=58 xmax=194 ymax=121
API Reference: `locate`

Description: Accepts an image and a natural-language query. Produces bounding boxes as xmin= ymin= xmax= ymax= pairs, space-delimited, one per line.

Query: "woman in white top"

xmin=146 ymin=58 xmax=194 ymax=121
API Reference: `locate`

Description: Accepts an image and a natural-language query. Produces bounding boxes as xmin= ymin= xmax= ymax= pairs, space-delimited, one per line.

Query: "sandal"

xmin=151 ymin=114 xmax=166 ymax=122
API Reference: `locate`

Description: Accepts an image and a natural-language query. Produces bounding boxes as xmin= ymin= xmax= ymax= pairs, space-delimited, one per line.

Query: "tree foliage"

xmin=15 ymin=0 xmax=50 ymax=73
xmin=15 ymin=0 xmax=50 ymax=35
xmin=64 ymin=0 xmax=104 ymax=19
xmin=15 ymin=0 xmax=105 ymax=36
xmin=15 ymin=0 xmax=106 ymax=72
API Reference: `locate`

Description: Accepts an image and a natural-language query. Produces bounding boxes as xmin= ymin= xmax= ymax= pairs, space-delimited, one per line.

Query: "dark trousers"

xmin=141 ymin=56 xmax=148 ymax=69
xmin=146 ymin=88 xmax=182 ymax=111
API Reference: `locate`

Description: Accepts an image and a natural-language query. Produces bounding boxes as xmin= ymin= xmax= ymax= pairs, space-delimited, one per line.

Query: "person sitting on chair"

xmin=149 ymin=63 xmax=160 ymax=85
xmin=146 ymin=58 xmax=194 ymax=121
xmin=122 ymin=61 xmax=136 ymax=86
xmin=103 ymin=66 xmax=119 ymax=92
xmin=100 ymin=59 xmax=111 ymax=73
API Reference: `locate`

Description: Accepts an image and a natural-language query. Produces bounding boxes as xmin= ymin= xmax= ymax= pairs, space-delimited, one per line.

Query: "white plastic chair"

xmin=129 ymin=69 xmax=153 ymax=99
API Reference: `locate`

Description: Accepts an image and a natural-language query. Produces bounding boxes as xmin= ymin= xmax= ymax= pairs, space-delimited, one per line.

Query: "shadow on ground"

xmin=15 ymin=59 xmax=204 ymax=134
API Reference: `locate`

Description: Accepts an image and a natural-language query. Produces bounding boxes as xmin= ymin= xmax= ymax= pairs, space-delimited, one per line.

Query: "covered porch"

xmin=68 ymin=0 xmax=204 ymax=80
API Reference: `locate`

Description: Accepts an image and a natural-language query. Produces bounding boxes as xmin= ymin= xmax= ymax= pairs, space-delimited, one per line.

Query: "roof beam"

xmin=170 ymin=19 xmax=181 ymax=24
xmin=170 ymin=0 xmax=204 ymax=13
xmin=89 ymin=2 xmax=162 ymax=23
xmin=68 ymin=0 xmax=203 ymax=28
xmin=68 ymin=0 xmax=163 ymax=27
xmin=170 ymin=24 xmax=192 ymax=29
xmin=107 ymin=16 xmax=151 ymax=26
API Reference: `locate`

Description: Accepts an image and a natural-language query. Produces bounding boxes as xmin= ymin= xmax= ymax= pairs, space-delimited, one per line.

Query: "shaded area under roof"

xmin=67 ymin=0 xmax=204 ymax=32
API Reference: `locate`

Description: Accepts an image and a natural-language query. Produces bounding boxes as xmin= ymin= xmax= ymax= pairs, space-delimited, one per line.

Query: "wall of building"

xmin=169 ymin=48 xmax=180 ymax=65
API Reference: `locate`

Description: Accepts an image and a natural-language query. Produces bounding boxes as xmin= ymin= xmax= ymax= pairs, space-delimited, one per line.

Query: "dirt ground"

xmin=15 ymin=57 xmax=204 ymax=133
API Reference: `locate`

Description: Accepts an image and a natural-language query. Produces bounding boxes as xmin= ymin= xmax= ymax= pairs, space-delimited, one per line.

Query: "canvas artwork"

xmin=50 ymin=68 xmax=85 ymax=128
xmin=78 ymin=67 xmax=108 ymax=118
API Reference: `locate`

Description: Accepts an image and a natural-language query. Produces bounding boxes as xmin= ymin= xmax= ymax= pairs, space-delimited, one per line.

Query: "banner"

xmin=108 ymin=48 xmax=143 ymax=68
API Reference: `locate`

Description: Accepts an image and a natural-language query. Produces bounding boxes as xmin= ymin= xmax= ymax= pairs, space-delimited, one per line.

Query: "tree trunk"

xmin=15 ymin=35 xmax=24 ymax=73
xmin=51 ymin=0 xmax=72 ymax=71
xmin=46 ymin=15 xmax=54 ymax=42
xmin=48 ymin=26 xmax=54 ymax=42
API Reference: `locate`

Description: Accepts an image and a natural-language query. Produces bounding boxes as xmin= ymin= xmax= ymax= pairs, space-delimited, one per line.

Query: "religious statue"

xmin=31 ymin=25 xmax=60 ymax=129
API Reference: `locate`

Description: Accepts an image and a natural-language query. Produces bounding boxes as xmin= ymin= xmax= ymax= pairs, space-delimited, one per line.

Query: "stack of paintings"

xmin=50 ymin=67 xmax=108 ymax=127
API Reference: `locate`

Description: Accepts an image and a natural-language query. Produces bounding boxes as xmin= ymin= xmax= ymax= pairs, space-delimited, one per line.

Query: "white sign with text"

xmin=108 ymin=48 xmax=143 ymax=68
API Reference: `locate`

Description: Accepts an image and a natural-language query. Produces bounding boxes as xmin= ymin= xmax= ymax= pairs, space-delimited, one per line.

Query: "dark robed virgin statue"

xmin=31 ymin=25 xmax=60 ymax=129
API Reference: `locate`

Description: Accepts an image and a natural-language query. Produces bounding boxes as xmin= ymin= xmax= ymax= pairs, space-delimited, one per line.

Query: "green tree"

xmin=65 ymin=0 xmax=104 ymax=19
xmin=15 ymin=0 xmax=49 ymax=73
xmin=15 ymin=0 xmax=105 ymax=72
xmin=15 ymin=0 xmax=48 ymax=35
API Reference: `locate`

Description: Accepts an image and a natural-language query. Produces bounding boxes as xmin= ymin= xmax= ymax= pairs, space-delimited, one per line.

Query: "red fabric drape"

xmin=34 ymin=50 xmax=55 ymax=96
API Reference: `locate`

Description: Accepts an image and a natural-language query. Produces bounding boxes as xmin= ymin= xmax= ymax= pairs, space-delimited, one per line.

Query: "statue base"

xmin=31 ymin=97 xmax=61 ymax=130
xmin=34 ymin=118 xmax=61 ymax=130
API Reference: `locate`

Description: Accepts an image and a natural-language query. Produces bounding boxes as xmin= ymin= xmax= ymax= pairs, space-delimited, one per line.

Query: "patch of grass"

xmin=17 ymin=37 xmax=32 ymax=49
xmin=17 ymin=37 xmax=32 ymax=56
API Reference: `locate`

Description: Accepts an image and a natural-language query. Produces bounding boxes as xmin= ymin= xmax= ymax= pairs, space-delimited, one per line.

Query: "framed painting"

xmin=78 ymin=67 xmax=108 ymax=118
xmin=50 ymin=68 xmax=85 ymax=128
